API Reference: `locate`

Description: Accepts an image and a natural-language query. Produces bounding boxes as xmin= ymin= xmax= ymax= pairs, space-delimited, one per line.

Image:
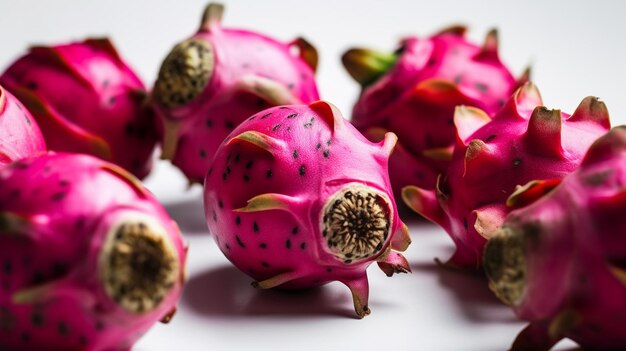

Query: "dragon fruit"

xmin=153 ymin=3 xmax=320 ymax=183
xmin=0 ymin=85 xmax=46 ymax=166
xmin=204 ymin=101 xmax=411 ymax=318
xmin=343 ymin=26 xmax=528 ymax=195
xmin=484 ymin=126 xmax=626 ymax=350
xmin=0 ymin=38 xmax=157 ymax=179
xmin=0 ymin=153 xmax=187 ymax=350
xmin=402 ymin=83 xmax=610 ymax=269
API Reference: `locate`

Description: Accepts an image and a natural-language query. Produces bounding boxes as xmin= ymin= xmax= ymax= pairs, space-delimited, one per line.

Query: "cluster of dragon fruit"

xmin=0 ymin=2 xmax=623 ymax=350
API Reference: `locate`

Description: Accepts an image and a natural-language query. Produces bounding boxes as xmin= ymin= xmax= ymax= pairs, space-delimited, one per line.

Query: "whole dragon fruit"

xmin=153 ymin=3 xmax=320 ymax=183
xmin=343 ymin=26 xmax=528 ymax=195
xmin=0 ymin=38 xmax=157 ymax=179
xmin=0 ymin=153 xmax=187 ymax=350
xmin=204 ymin=101 xmax=411 ymax=318
xmin=402 ymin=83 xmax=610 ymax=269
xmin=484 ymin=126 xmax=626 ymax=350
xmin=0 ymin=85 xmax=46 ymax=166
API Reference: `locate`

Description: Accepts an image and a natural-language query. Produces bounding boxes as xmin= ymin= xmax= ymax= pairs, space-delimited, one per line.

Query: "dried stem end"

xmin=322 ymin=184 xmax=392 ymax=264
xmin=153 ymin=38 xmax=214 ymax=109
xmin=100 ymin=219 xmax=179 ymax=314
xmin=484 ymin=226 xmax=527 ymax=306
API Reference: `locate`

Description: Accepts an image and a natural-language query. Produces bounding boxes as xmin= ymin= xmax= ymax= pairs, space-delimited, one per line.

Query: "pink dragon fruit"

xmin=0 ymin=38 xmax=157 ymax=179
xmin=204 ymin=101 xmax=411 ymax=318
xmin=343 ymin=26 xmax=528 ymax=196
xmin=153 ymin=3 xmax=320 ymax=183
xmin=0 ymin=85 xmax=46 ymax=166
xmin=484 ymin=126 xmax=626 ymax=350
xmin=402 ymin=83 xmax=610 ymax=269
xmin=0 ymin=153 xmax=187 ymax=350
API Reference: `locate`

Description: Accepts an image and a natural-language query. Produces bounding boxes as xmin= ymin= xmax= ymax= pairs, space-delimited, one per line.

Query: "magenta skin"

xmin=0 ymin=153 xmax=186 ymax=351
xmin=0 ymin=38 xmax=157 ymax=179
xmin=204 ymin=101 xmax=410 ymax=318
xmin=0 ymin=85 xmax=46 ymax=166
xmin=402 ymin=83 xmax=610 ymax=269
xmin=344 ymin=27 xmax=527 ymax=195
xmin=153 ymin=3 xmax=320 ymax=183
xmin=484 ymin=126 xmax=626 ymax=350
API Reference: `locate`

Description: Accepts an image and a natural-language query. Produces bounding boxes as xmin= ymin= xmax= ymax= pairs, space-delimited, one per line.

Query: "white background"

xmin=3 ymin=1 xmax=626 ymax=350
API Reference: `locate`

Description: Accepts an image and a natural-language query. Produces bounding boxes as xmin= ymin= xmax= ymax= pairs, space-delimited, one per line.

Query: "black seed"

xmin=259 ymin=243 xmax=267 ymax=249
xmin=212 ymin=210 xmax=217 ymax=222
xmin=486 ymin=134 xmax=497 ymax=142
xmin=286 ymin=239 xmax=291 ymax=249
xmin=316 ymin=143 xmax=322 ymax=150
xmin=95 ymin=321 xmax=105 ymax=331
xmin=291 ymin=226 xmax=299 ymax=235
xmin=235 ymin=235 xmax=245 ymax=248
xmin=224 ymin=121 xmax=235 ymax=129
xmin=27 ymin=81 xmax=37 ymax=90
xmin=225 ymin=243 xmax=231 ymax=250
xmin=57 ymin=322 xmax=69 ymax=336
xmin=31 ymin=313 xmax=44 ymax=326
xmin=498 ymin=99 xmax=506 ymax=107
xmin=513 ymin=158 xmax=522 ymax=167
xmin=266 ymin=169 xmax=273 ymax=178
xmin=256 ymin=99 xmax=265 ymax=107
xmin=463 ymin=218 xmax=469 ymax=230
xmin=51 ymin=192 xmax=66 ymax=201
xmin=206 ymin=119 xmax=213 ymax=128
xmin=208 ymin=167 xmax=213 ymax=176
xmin=3 ymin=261 xmax=12 ymax=274
xmin=299 ymin=165 xmax=306 ymax=176
xmin=243 ymin=175 xmax=250 ymax=182
xmin=300 ymin=242 xmax=306 ymax=250
xmin=326 ymin=139 xmax=331 ymax=146
xmin=109 ymin=97 xmax=116 ymax=105
xmin=20 ymin=332 xmax=30 ymax=342
xmin=287 ymin=83 xmax=295 ymax=90
xmin=344 ymin=259 xmax=353 ymax=264
xmin=272 ymin=124 xmax=282 ymax=131
xmin=245 ymin=161 xmax=254 ymax=169
xmin=326 ymin=268 xmax=332 ymax=273
xmin=79 ymin=335 xmax=87 ymax=345
xmin=323 ymin=150 xmax=329 ymax=158
xmin=304 ymin=117 xmax=315 ymax=128
xmin=234 ymin=154 xmax=240 ymax=163
xmin=235 ymin=216 xmax=241 ymax=225
xmin=261 ymin=113 xmax=272 ymax=119
xmin=253 ymin=222 xmax=259 ymax=233
xmin=102 ymin=79 xmax=110 ymax=88
xmin=218 ymin=200 xmax=224 ymax=208
xmin=475 ymin=83 xmax=489 ymax=92
xmin=453 ymin=75 xmax=463 ymax=84
xmin=287 ymin=113 xmax=298 ymax=119
xmin=293 ymin=150 xmax=298 ymax=159
xmin=375 ymin=243 xmax=383 ymax=251
xmin=23 ymin=113 xmax=32 ymax=126
xmin=322 ymin=229 xmax=327 ymax=237
xmin=59 ymin=180 xmax=69 ymax=187
xmin=226 ymin=166 xmax=231 ymax=174
xmin=222 ymin=172 xmax=227 ymax=181
xmin=200 ymin=149 xmax=207 ymax=158
xmin=261 ymin=262 xmax=270 ymax=268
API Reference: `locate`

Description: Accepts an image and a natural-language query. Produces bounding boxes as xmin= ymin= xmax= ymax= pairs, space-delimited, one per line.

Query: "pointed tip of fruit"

xmin=226 ymin=130 xmax=282 ymax=156
xmin=525 ymin=106 xmax=563 ymax=157
xmin=454 ymin=105 xmax=491 ymax=143
xmin=569 ymin=96 xmax=611 ymax=129
xmin=200 ymin=2 xmax=225 ymax=32
xmin=475 ymin=28 xmax=499 ymax=61
xmin=581 ymin=126 xmax=626 ymax=166
xmin=517 ymin=66 xmax=532 ymax=86
xmin=341 ymin=48 xmax=396 ymax=87
xmin=309 ymin=100 xmax=344 ymax=131
xmin=434 ymin=24 xmax=468 ymax=37
xmin=234 ymin=193 xmax=299 ymax=213
xmin=291 ymin=37 xmax=318 ymax=73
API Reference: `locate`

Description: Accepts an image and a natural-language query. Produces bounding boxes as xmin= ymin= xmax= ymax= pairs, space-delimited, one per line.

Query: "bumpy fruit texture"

xmin=204 ymin=101 xmax=411 ymax=318
xmin=484 ymin=126 xmax=626 ymax=351
xmin=0 ymin=85 xmax=46 ymax=166
xmin=0 ymin=153 xmax=187 ymax=351
xmin=343 ymin=26 xmax=528 ymax=195
xmin=402 ymin=83 xmax=610 ymax=269
xmin=0 ymin=38 xmax=157 ymax=179
xmin=153 ymin=3 xmax=320 ymax=183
